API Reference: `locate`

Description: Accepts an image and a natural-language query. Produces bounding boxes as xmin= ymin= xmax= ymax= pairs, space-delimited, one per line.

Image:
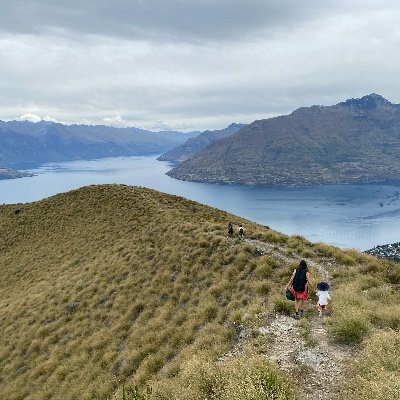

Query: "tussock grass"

xmin=0 ymin=184 xmax=296 ymax=400
xmin=341 ymin=331 xmax=400 ymax=400
xmin=323 ymin=251 xmax=400 ymax=397
xmin=329 ymin=263 xmax=400 ymax=344
xmin=132 ymin=355 xmax=299 ymax=400
xmin=2 ymin=184 xmax=400 ymax=400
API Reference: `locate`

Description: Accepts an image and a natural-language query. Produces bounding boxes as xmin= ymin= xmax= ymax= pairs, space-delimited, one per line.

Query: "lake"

xmin=1 ymin=155 xmax=399 ymax=251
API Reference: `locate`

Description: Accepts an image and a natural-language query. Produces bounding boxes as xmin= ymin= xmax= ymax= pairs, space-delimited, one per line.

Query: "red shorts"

xmin=294 ymin=289 xmax=309 ymax=300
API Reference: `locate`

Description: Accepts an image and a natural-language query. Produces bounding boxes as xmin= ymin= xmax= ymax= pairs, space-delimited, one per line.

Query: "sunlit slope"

xmin=0 ymin=184 xmax=290 ymax=399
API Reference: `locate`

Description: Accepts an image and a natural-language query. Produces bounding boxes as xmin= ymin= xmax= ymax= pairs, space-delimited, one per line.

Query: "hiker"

xmin=228 ymin=222 xmax=234 ymax=238
xmin=238 ymin=224 xmax=244 ymax=238
xmin=286 ymin=260 xmax=311 ymax=319
xmin=316 ymin=282 xmax=331 ymax=316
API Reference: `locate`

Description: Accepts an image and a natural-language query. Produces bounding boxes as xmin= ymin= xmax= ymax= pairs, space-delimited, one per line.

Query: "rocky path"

xmin=245 ymin=239 xmax=353 ymax=399
xmin=260 ymin=313 xmax=351 ymax=399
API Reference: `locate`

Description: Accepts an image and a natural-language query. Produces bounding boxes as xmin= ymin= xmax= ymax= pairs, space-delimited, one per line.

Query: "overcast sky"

xmin=1 ymin=0 xmax=399 ymax=131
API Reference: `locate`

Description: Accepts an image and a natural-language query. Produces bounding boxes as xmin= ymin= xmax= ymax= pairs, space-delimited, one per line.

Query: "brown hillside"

xmin=0 ymin=184 xmax=293 ymax=399
xmin=167 ymin=94 xmax=400 ymax=186
xmin=1 ymin=184 xmax=400 ymax=400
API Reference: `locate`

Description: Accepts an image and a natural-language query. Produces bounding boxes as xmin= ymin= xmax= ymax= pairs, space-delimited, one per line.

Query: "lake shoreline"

xmin=1 ymin=155 xmax=399 ymax=251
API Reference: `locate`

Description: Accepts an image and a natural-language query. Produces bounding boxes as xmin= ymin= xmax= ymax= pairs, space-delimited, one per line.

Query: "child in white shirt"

xmin=316 ymin=282 xmax=331 ymax=316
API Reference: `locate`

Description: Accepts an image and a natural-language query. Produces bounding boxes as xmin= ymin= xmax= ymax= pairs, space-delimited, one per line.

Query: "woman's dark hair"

xmin=298 ymin=260 xmax=308 ymax=271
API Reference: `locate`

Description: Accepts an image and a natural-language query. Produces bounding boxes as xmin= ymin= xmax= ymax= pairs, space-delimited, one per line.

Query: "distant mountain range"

xmin=0 ymin=120 xmax=199 ymax=169
xmin=167 ymin=94 xmax=400 ymax=186
xmin=157 ymin=123 xmax=246 ymax=163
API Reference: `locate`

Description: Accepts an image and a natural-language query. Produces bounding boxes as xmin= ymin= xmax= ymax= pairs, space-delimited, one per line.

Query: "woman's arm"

xmin=286 ymin=270 xmax=295 ymax=289
xmin=306 ymin=271 xmax=312 ymax=286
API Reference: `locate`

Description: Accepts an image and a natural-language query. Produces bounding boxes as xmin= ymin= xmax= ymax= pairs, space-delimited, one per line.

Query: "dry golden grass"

xmin=149 ymin=354 xmax=299 ymax=400
xmin=320 ymin=252 xmax=400 ymax=399
xmin=2 ymin=184 xmax=400 ymax=400
xmin=340 ymin=331 xmax=400 ymax=400
xmin=0 ymin=184 xmax=297 ymax=400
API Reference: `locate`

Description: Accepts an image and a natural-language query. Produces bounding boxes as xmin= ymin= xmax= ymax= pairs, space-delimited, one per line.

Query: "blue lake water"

xmin=1 ymin=155 xmax=399 ymax=251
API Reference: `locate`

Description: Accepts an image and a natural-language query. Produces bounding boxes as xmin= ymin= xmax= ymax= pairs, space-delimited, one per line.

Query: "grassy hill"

xmin=0 ymin=184 xmax=399 ymax=400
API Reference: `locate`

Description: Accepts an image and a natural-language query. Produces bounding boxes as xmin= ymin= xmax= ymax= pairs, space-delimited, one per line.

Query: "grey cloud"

xmin=1 ymin=1 xmax=400 ymax=131
xmin=0 ymin=0 xmax=342 ymax=42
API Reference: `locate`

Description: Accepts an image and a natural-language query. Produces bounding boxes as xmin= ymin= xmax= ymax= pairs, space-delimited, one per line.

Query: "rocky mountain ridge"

xmin=157 ymin=123 xmax=246 ymax=163
xmin=167 ymin=94 xmax=400 ymax=187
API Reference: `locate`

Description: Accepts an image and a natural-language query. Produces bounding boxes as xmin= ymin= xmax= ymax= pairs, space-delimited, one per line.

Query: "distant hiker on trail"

xmin=286 ymin=260 xmax=311 ymax=319
xmin=228 ymin=222 xmax=234 ymax=238
xmin=238 ymin=224 xmax=244 ymax=238
xmin=316 ymin=282 xmax=331 ymax=316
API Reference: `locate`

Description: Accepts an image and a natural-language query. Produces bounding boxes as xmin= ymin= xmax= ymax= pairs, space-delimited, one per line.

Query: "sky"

xmin=1 ymin=0 xmax=400 ymax=131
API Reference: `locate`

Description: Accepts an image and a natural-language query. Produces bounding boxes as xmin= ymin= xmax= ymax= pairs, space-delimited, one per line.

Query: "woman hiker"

xmin=286 ymin=260 xmax=312 ymax=319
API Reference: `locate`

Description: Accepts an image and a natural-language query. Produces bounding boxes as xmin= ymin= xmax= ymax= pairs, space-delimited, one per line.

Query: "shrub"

xmin=255 ymin=281 xmax=271 ymax=295
xmin=358 ymin=276 xmax=383 ymax=291
xmin=273 ymin=298 xmax=293 ymax=315
xmin=255 ymin=263 xmax=273 ymax=279
xmin=202 ymin=302 xmax=219 ymax=322
xmin=368 ymin=307 xmax=400 ymax=330
xmin=336 ymin=253 xmax=357 ymax=266
xmin=313 ymin=242 xmax=335 ymax=257
xmin=330 ymin=315 xmax=370 ymax=344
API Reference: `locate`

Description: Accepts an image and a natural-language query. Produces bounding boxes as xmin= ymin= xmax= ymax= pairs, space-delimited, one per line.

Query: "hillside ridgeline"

xmin=0 ymin=185 xmax=399 ymax=400
xmin=167 ymin=94 xmax=400 ymax=186
xmin=157 ymin=123 xmax=246 ymax=163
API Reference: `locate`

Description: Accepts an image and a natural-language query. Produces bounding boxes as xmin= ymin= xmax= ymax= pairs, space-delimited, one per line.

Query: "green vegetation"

xmin=1 ymin=184 xmax=400 ymax=400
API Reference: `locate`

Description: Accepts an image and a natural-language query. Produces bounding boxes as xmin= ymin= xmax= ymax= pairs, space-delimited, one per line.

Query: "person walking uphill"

xmin=228 ymin=222 xmax=234 ymax=238
xmin=286 ymin=260 xmax=311 ymax=319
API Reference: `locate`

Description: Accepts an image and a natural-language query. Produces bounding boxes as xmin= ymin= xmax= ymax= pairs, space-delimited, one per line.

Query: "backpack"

xmin=292 ymin=268 xmax=307 ymax=292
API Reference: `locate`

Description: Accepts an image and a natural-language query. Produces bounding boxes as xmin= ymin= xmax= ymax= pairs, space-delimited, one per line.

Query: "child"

xmin=316 ymin=282 xmax=330 ymax=316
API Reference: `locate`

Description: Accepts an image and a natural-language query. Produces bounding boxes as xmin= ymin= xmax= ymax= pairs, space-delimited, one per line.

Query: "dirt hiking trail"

xmin=223 ymin=238 xmax=355 ymax=400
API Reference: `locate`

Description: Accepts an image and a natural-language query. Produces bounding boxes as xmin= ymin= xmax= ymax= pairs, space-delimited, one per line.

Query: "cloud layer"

xmin=1 ymin=0 xmax=400 ymax=130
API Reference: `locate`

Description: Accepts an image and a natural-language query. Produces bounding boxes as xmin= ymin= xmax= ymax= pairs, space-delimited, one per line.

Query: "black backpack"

xmin=292 ymin=269 xmax=307 ymax=292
